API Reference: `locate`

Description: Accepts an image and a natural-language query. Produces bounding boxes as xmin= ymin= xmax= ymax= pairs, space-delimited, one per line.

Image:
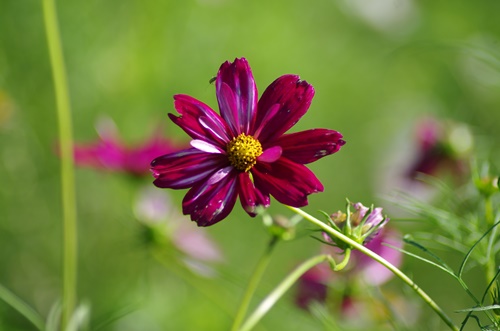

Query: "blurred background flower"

xmin=295 ymin=228 xmax=405 ymax=328
xmin=72 ymin=116 xmax=185 ymax=176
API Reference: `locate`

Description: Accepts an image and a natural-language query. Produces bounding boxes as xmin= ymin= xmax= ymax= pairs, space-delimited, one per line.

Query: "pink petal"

xmin=216 ymin=58 xmax=258 ymax=135
xmin=217 ymin=83 xmax=239 ymax=135
xmin=151 ymin=148 xmax=228 ymax=189
xmin=74 ymin=138 xmax=125 ymax=170
xmin=257 ymin=146 xmax=282 ymax=163
xmin=237 ymin=172 xmax=270 ymax=216
xmin=252 ymin=158 xmax=324 ymax=207
xmin=253 ymin=75 xmax=314 ymax=143
xmin=358 ymin=229 xmax=403 ymax=286
xmin=182 ymin=169 xmax=239 ymax=226
xmin=171 ymin=94 xmax=230 ymax=146
xmin=190 ymin=139 xmax=225 ymax=154
xmin=252 ymin=103 xmax=280 ymax=139
xmin=277 ymin=129 xmax=345 ymax=164
xmin=173 ymin=226 xmax=224 ymax=262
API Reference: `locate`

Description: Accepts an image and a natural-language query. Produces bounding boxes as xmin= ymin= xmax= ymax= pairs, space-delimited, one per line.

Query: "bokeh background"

xmin=1 ymin=0 xmax=500 ymax=330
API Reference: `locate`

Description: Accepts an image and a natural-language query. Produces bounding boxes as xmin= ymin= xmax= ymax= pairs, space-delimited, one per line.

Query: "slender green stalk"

xmin=485 ymin=197 xmax=494 ymax=227
xmin=485 ymin=197 xmax=496 ymax=283
xmin=0 ymin=284 xmax=45 ymax=330
xmin=287 ymin=206 xmax=460 ymax=331
xmin=231 ymin=237 xmax=279 ymax=331
xmin=42 ymin=0 xmax=78 ymax=328
xmin=238 ymin=254 xmax=329 ymax=331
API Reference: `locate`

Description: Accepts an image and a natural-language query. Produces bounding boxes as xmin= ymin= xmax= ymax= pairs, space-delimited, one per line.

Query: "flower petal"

xmin=254 ymin=75 xmax=314 ymax=143
xmin=216 ymin=58 xmax=258 ymax=135
xmin=182 ymin=169 xmax=239 ymax=226
xmin=277 ymin=129 xmax=346 ymax=164
xmin=257 ymin=146 xmax=282 ymax=163
xmin=170 ymin=94 xmax=230 ymax=146
xmin=151 ymin=148 xmax=228 ymax=189
xmin=190 ymin=139 xmax=225 ymax=154
xmin=358 ymin=229 xmax=403 ymax=286
xmin=237 ymin=172 xmax=270 ymax=216
xmin=252 ymin=158 xmax=324 ymax=207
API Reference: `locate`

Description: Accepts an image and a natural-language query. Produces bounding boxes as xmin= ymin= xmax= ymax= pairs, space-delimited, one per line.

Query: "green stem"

xmin=42 ymin=0 xmax=78 ymax=328
xmin=485 ymin=197 xmax=496 ymax=284
xmin=231 ymin=236 xmax=279 ymax=331
xmin=0 ymin=284 xmax=45 ymax=330
xmin=238 ymin=254 xmax=329 ymax=331
xmin=332 ymin=248 xmax=351 ymax=271
xmin=287 ymin=206 xmax=460 ymax=331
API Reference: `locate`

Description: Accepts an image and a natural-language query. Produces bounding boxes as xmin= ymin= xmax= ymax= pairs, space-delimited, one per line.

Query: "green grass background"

xmin=1 ymin=0 xmax=500 ymax=330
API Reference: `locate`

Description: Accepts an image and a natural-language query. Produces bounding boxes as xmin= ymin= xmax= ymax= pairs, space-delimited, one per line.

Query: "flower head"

xmin=151 ymin=58 xmax=345 ymax=226
xmin=327 ymin=201 xmax=389 ymax=246
xmin=73 ymin=117 xmax=182 ymax=176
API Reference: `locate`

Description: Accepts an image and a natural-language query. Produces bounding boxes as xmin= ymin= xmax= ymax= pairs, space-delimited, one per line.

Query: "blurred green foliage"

xmin=1 ymin=0 xmax=500 ymax=330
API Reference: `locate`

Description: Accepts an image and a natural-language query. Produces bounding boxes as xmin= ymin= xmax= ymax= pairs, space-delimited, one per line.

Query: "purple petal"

xmin=151 ymin=148 xmax=228 ymax=189
xmin=171 ymin=94 xmax=230 ymax=146
xmin=182 ymin=169 xmax=239 ymax=226
xmin=207 ymin=166 xmax=233 ymax=185
xmin=216 ymin=58 xmax=258 ymax=135
xmin=253 ymin=75 xmax=314 ymax=143
xmin=257 ymin=146 xmax=282 ymax=163
xmin=252 ymin=103 xmax=280 ymax=138
xmin=252 ymin=158 xmax=324 ymax=207
xmin=237 ymin=172 xmax=270 ymax=216
xmin=365 ymin=207 xmax=386 ymax=228
xmin=217 ymin=83 xmax=239 ymax=135
xmin=277 ymin=129 xmax=346 ymax=164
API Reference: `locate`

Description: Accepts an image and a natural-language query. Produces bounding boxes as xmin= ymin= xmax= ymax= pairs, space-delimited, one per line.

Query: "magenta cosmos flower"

xmin=151 ymin=58 xmax=345 ymax=226
xmin=73 ymin=117 xmax=182 ymax=176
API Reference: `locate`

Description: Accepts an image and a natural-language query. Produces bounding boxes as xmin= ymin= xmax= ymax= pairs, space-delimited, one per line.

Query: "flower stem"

xmin=238 ymin=254 xmax=329 ymax=331
xmin=42 ymin=0 xmax=78 ymax=327
xmin=485 ymin=197 xmax=497 ymax=293
xmin=0 ymin=283 xmax=45 ymax=331
xmin=231 ymin=236 xmax=279 ymax=331
xmin=287 ymin=206 xmax=460 ymax=331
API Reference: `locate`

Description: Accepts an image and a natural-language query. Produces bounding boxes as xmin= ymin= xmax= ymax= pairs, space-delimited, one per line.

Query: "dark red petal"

xmin=182 ymin=169 xmax=239 ymax=226
xmin=171 ymin=94 xmax=230 ymax=146
xmin=253 ymin=75 xmax=314 ymax=143
xmin=151 ymin=148 xmax=229 ymax=189
xmin=237 ymin=172 xmax=270 ymax=217
xmin=216 ymin=58 xmax=258 ymax=135
xmin=252 ymin=158 xmax=324 ymax=207
xmin=277 ymin=129 xmax=346 ymax=164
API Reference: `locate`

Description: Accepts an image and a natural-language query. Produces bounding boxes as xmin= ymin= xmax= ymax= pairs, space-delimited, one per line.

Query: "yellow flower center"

xmin=226 ymin=133 xmax=263 ymax=172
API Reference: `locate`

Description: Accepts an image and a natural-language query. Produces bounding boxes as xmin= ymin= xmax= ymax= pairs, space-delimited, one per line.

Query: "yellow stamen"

xmin=226 ymin=133 xmax=263 ymax=172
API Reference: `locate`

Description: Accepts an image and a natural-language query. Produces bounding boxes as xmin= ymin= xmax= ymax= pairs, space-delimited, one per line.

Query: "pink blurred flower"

xmin=351 ymin=228 xmax=403 ymax=286
xmin=73 ymin=117 xmax=183 ymax=176
xmin=406 ymin=117 xmax=472 ymax=181
xmin=151 ymin=57 xmax=345 ymax=226
xmin=296 ymin=228 xmax=402 ymax=309
xmin=295 ymin=263 xmax=330 ymax=309
xmin=134 ymin=187 xmax=223 ymax=275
